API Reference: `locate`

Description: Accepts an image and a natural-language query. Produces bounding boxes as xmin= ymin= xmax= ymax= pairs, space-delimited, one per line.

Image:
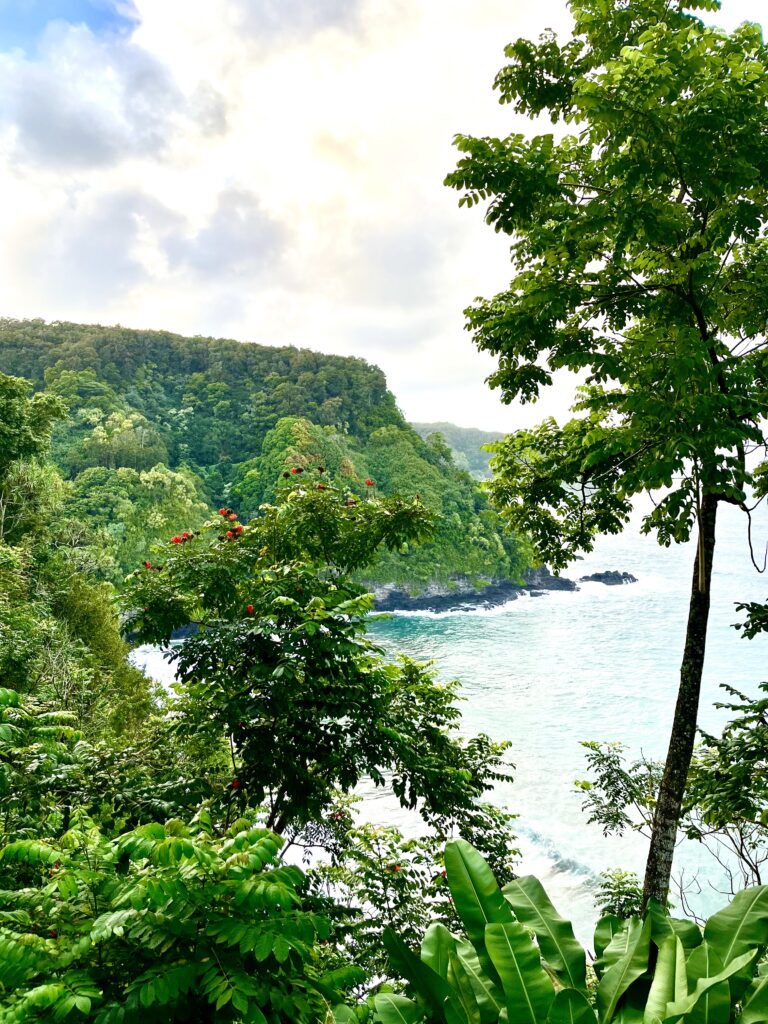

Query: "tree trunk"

xmin=641 ymin=493 xmax=718 ymax=911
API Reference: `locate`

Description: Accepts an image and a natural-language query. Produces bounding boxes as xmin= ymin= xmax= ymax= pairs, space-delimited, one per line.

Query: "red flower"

xmin=182 ymin=531 xmax=190 ymax=539
xmin=144 ymin=561 xmax=152 ymax=569
xmin=171 ymin=535 xmax=182 ymax=544
xmin=228 ymin=513 xmax=238 ymax=521
xmin=290 ymin=467 xmax=300 ymax=474
xmin=231 ymin=778 xmax=242 ymax=789
xmin=246 ymin=604 xmax=254 ymax=615
xmin=235 ymin=524 xmax=244 ymax=533
xmin=226 ymin=530 xmax=234 ymax=539
xmin=390 ymin=864 xmax=401 ymax=872
xmin=365 ymin=479 xmax=374 ymax=487
xmin=219 ymin=508 xmax=228 ymax=516
xmin=49 ymin=930 xmax=58 ymax=939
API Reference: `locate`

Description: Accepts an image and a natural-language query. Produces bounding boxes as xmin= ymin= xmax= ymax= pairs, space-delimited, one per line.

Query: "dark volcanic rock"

xmin=371 ymin=566 xmax=579 ymax=613
xmin=579 ymin=570 xmax=637 ymax=586
xmin=370 ymin=564 xmax=638 ymax=612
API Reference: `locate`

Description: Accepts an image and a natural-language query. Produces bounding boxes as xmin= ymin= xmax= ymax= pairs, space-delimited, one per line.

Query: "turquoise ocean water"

xmin=133 ymin=499 xmax=768 ymax=940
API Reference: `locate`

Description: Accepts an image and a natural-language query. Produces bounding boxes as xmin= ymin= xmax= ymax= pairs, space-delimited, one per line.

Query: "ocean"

xmin=132 ymin=498 xmax=768 ymax=941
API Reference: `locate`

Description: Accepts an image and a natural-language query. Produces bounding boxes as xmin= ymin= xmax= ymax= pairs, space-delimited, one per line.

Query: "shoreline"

xmin=369 ymin=568 xmax=637 ymax=614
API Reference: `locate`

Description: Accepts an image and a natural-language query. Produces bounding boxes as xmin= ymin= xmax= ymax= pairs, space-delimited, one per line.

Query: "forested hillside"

xmin=411 ymin=421 xmax=504 ymax=478
xmin=0 ymin=319 xmax=529 ymax=588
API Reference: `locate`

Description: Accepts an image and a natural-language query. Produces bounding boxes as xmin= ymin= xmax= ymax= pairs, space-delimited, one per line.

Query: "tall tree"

xmin=446 ymin=0 xmax=768 ymax=907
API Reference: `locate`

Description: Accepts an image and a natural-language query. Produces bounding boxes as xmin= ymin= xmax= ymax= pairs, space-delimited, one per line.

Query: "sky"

xmin=0 ymin=0 xmax=765 ymax=431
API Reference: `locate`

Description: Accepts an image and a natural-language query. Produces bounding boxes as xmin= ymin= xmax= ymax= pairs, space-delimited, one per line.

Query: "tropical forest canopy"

xmin=0 ymin=318 xmax=529 ymax=588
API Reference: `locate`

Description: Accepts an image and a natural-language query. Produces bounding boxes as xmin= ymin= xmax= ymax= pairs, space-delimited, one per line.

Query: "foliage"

xmin=123 ymin=484 xmax=513 ymax=848
xmin=594 ymin=870 xmax=643 ymax=920
xmin=576 ymin=718 xmax=768 ymax=900
xmin=0 ymin=325 xmax=532 ymax=590
xmin=0 ymin=375 xmax=154 ymax=736
xmin=445 ymin=0 xmax=768 ymax=906
xmin=65 ymin=463 xmax=209 ymax=581
xmin=0 ymin=688 xmax=224 ymax=862
xmin=0 ymin=811 xmax=356 ymax=1022
xmin=410 ymin=424 xmax=504 ymax=480
xmin=378 ymin=838 xmax=768 ymax=1024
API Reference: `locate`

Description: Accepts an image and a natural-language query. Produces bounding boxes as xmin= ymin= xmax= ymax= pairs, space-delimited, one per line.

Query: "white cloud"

xmin=0 ymin=0 xmax=765 ymax=431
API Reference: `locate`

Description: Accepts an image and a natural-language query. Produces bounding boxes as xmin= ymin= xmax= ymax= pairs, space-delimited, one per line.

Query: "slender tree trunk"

xmin=641 ymin=493 xmax=718 ymax=910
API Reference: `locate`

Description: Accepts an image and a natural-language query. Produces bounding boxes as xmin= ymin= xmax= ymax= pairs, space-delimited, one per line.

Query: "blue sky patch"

xmin=0 ymin=1 xmax=139 ymax=53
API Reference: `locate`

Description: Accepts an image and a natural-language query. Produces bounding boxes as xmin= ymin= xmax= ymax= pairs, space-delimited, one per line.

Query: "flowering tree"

xmin=125 ymin=475 xmax=514 ymax=851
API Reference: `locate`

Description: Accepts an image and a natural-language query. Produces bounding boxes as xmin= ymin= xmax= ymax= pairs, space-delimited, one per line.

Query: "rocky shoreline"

xmin=369 ymin=567 xmax=637 ymax=613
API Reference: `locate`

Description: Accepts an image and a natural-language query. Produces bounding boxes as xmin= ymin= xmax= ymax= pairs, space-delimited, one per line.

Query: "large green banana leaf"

xmin=503 ymin=875 xmax=587 ymax=992
xmin=740 ymin=971 xmax=768 ymax=1024
xmin=448 ymin=951 xmax=483 ymax=1024
xmin=455 ymin=936 xmax=504 ymax=1024
xmin=597 ymin=915 xmax=652 ymax=1024
xmin=374 ymin=992 xmax=427 ymax=1024
xmin=683 ymin=942 xmax=730 ymax=1024
xmin=594 ymin=916 xmax=623 ymax=979
xmin=663 ymin=948 xmax=758 ymax=1022
xmin=445 ymin=840 xmax=515 ymax=988
xmin=383 ymin=928 xmax=469 ymax=1024
xmin=546 ymin=988 xmax=598 ymax=1024
xmin=643 ymin=934 xmax=687 ymax=1024
xmin=704 ymin=887 xmax=768 ymax=968
xmin=423 ymin=923 xmax=457 ymax=981
xmin=485 ymin=920 xmax=556 ymax=1024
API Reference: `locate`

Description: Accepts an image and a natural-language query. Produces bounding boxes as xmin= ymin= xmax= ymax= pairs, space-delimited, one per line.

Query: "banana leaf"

xmin=503 ymin=875 xmax=587 ymax=992
xmin=485 ymin=920 xmax=556 ymax=1024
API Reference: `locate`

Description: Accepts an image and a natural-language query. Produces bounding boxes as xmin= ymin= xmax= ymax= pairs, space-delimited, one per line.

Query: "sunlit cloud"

xmin=0 ymin=0 xmax=764 ymax=430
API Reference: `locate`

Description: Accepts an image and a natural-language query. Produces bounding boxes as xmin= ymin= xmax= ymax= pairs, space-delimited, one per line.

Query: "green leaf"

xmin=383 ymin=929 xmax=469 ymax=1024
xmin=503 ymin=875 xmax=587 ymax=992
xmin=662 ymin=948 xmax=758 ymax=1021
xmin=597 ymin=915 xmax=651 ymax=1024
xmin=704 ymin=886 xmax=768 ymax=968
xmin=740 ymin=972 xmax=768 ymax=1024
xmin=594 ymin=916 xmax=622 ymax=978
xmin=374 ymin=993 xmax=426 ymax=1024
xmin=448 ymin=952 xmax=482 ymax=1024
xmin=642 ymin=934 xmax=686 ymax=1024
xmin=422 ymin=923 xmax=456 ymax=980
xmin=454 ymin=937 xmax=504 ymax=1024
xmin=445 ymin=839 xmax=514 ymax=985
xmin=546 ymin=989 xmax=598 ymax=1024
xmin=485 ymin=920 xmax=556 ymax=1024
xmin=684 ymin=943 xmax=730 ymax=1024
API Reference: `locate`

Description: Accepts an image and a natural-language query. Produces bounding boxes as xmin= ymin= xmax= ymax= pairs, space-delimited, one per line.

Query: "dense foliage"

xmin=410 ymin=424 xmax=504 ymax=480
xmin=380 ymin=839 xmax=768 ymax=1024
xmin=0 ymin=321 xmax=529 ymax=591
xmin=446 ymin=0 xmax=768 ymax=905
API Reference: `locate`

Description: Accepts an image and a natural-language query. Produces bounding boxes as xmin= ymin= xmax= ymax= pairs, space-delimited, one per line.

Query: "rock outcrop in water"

xmin=370 ymin=565 xmax=636 ymax=613
xmin=579 ymin=570 xmax=637 ymax=586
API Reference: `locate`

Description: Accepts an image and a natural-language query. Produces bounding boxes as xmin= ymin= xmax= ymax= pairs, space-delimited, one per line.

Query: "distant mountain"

xmin=0 ymin=319 xmax=529 ymax=590
xmin=410 ymin=422 xmax=505 ymax=479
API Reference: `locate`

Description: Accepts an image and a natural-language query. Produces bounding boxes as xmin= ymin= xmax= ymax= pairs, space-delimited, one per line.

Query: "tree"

xmin=445 ymin=0 xmax=768 ymax=908
xmin=123 ymin=480 xmax=513 ymax=850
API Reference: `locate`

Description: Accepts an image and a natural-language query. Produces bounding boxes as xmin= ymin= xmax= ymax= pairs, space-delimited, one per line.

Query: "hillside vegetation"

xmin=411 ymin=421 xmax=504 ymax=478
xmin=0 ymin=319 xmax=529 ymax=589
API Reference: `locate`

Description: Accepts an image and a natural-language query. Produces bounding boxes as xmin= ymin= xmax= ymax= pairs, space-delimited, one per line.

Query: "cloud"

xmin=0 ymin=20 xmax=226 ymax=169
xmin=164 ymin=188 xmax=287 ymax=277
xmin=16 ymin=189 xmax=182 ymax=304
xmin=230 ymin=0 xmax=360 ymax=40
